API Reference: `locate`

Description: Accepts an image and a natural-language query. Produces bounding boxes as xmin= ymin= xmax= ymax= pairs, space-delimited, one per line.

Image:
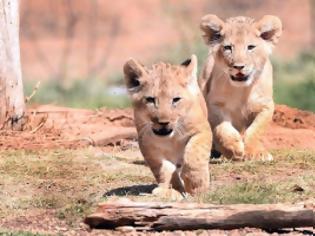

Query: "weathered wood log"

xmin=84 ymin=199 xmax=315 ymax=231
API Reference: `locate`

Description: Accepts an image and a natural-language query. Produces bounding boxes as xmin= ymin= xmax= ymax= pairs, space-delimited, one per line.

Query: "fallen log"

xmin=79 ymin=127 xmax=137 ymax=146
xmin=84 ymin=199 xmax=315 ymax=231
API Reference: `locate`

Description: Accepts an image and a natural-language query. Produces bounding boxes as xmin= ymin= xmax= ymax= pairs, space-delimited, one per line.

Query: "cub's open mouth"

xmin=152 ymin=128 xmax=173 ymax=136
xmin=230 ymin=74 xmax=249 ymax=82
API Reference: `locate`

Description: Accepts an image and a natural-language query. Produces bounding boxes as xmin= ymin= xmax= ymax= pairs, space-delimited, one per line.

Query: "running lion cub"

xmin=199 ymin=15 xmax=282 ymax=161
xmin=123 ymin=55 xmax=212 ymax=199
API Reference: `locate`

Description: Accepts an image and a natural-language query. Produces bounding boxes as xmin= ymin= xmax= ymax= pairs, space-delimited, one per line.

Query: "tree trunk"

xmin=0 ymin=0 xmax=25 ymax=130
xmin=85 ymin=200 xmax=315 ymax=231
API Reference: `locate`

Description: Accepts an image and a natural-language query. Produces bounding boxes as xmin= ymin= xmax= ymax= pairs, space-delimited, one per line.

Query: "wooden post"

xmin=85 ymin=199 xmax=315 ymax=231
xmin=0 ymin=0 xmax=25 ymax=130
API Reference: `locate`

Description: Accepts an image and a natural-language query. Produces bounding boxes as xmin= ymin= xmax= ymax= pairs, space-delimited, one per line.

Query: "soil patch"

xmin=0 ymin=104 xmax=314 ymax=151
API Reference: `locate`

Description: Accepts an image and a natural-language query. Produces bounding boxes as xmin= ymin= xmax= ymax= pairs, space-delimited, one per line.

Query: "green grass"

xmin=0 ymin=148 xmax=314 ymax=233
xmin=0 ymin=149 xmax=152 ymax=227
xmin=0 ymin=231 xmax=49 ymax=236
xmin=205 ymin=176 xmax=315 ymax=204
xmin=205 ymin=150 xmax=315 ymax=204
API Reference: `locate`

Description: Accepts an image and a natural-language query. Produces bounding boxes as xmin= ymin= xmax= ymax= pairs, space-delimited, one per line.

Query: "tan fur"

xmin=199 ymin=15 xmax=282 ymax=161
xmin=123 ymin=55 xmax=212 ymax=198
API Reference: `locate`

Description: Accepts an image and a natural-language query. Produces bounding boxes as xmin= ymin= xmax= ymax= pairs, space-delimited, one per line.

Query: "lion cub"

xmin=123 ymin=55 xmax=212 ymax=198
xmin=199 ymin=15 xmax=282 ymax=161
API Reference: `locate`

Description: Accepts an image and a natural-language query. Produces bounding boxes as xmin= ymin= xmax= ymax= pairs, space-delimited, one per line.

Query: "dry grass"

xmin=0 ymin=147 xmax=314 ymax=234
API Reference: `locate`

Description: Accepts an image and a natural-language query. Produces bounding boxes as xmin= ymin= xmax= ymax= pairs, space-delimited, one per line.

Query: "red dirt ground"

xmin=0 ymin=104 xmax=314 ymax=151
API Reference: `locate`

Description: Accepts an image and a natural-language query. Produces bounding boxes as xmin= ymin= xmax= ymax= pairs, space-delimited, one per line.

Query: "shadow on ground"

xmin=104 ymin=184 xmax=157 ymax=197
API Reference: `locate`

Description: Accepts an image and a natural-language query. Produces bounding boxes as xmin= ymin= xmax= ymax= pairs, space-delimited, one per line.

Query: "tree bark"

xmin=0 ymin=0 xmax=25 ymax=130
xmin=84 ymin=200 xmax=315 ymax=231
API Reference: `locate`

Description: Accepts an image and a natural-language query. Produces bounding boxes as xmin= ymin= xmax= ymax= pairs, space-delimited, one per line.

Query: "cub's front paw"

xmin=229 ymin=139 xmax=245 ymax=161
xmin=152 ymin=186 xmax=184 ymax=201
xmin=244 ymin=150 xmax=273 ymax=161
xmin=244 ymin=142 xmax=273 ymax=161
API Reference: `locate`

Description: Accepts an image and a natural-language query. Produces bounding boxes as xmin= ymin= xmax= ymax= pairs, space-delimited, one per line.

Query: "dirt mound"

xmin=263 ymin=105 xmax=315 ymax=151
xmin=273 ymin=105 xmax=315 ymax=130
xmin=0 ymin=105 xmax=135 ymax=150
xmin=0 ymin=104 xmax=314 ymax=151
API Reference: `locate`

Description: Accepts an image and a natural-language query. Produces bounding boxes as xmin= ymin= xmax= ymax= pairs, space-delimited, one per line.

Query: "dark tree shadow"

xmin=103 ymin=184 xmax=157 ymax=197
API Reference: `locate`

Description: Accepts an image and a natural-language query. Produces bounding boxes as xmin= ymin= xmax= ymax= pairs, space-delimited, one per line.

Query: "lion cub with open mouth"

xmin=123 ymin=55 xmax=212 ymax=199
xmin=199 ymin=15 xmax=282 ymax=161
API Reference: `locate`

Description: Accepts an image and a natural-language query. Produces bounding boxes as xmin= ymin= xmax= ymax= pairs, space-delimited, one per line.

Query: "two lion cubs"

xmin=124 ymin=15 xmax=282 ymax=198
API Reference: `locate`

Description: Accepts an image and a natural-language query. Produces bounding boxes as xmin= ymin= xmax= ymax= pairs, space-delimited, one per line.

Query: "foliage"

xmin=273 ymin=51 xmax=315 ymax=112
xmin=24 ymin=78 xmax=130 ymax=109
xmin=24 ymin=48 xmax=315 ymax=111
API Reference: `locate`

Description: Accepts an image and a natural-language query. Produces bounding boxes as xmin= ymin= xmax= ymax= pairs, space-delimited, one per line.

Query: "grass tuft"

xmin=0 ymin=231 xmax=49 ymax=236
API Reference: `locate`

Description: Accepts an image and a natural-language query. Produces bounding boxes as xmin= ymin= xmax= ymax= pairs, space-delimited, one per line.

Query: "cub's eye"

xmin=145 ymin=96 xmax=156 ymax=104
xmin=223 ymin=45 xmax=232 ymax=51
xmin=172 ymin=97 xmax=181 ymax=104
xmin=212 ymin=32 xmax=221 ymax=41
xmin=248 ymin=45 xmax=256 ymax=50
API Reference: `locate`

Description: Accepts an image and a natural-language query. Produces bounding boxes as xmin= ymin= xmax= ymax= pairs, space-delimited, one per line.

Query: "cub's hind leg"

xmin=181 ymin=131 xmax=212 ymax=195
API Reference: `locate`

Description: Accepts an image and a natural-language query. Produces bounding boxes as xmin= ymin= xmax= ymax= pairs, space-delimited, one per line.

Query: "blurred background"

xmin=20 ymin=0 xmax=315 ymax=111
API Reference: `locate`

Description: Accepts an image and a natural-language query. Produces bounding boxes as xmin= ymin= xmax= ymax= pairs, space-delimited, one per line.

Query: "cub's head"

xmin=123 ymin=55 xmax=199 ymax=138
xmin=200 ymin=15 xmax=282 ymax=87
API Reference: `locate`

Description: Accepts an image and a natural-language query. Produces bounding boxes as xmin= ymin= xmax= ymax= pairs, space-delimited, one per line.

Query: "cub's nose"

xmin=233 ymin=64 xmax=245 ymax=70
xmin=158 ymin=121 xmax=170 ymax=127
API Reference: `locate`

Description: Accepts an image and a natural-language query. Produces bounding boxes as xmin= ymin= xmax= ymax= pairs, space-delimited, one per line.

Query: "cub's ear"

xmin=181 ymin=54 xmax=197 ymax=79
xmin=200 ymin=14 xmax=225 ymax=46
xmin=255 ymin=15 xmax=282 ymax=45
xmin=123 ymin=58 xmax=146 ymax=94
xmin=181 ymin=54 xmax=199 ymax=94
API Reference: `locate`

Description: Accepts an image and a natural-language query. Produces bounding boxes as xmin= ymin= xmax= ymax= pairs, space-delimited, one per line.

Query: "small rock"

xmin=116 ymin=226 xmax=135 ymax=232
xmin=292 ymin=184 xmax=304 ymax=192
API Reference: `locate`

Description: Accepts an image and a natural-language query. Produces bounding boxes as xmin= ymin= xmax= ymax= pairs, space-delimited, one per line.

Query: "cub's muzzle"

xmin=152 ymin=122 xmax=173 ymax=136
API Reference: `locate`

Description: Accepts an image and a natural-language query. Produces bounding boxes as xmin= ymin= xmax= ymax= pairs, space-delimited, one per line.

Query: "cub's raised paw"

xmin=152 ymin=186 xmax=184 ymax=201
